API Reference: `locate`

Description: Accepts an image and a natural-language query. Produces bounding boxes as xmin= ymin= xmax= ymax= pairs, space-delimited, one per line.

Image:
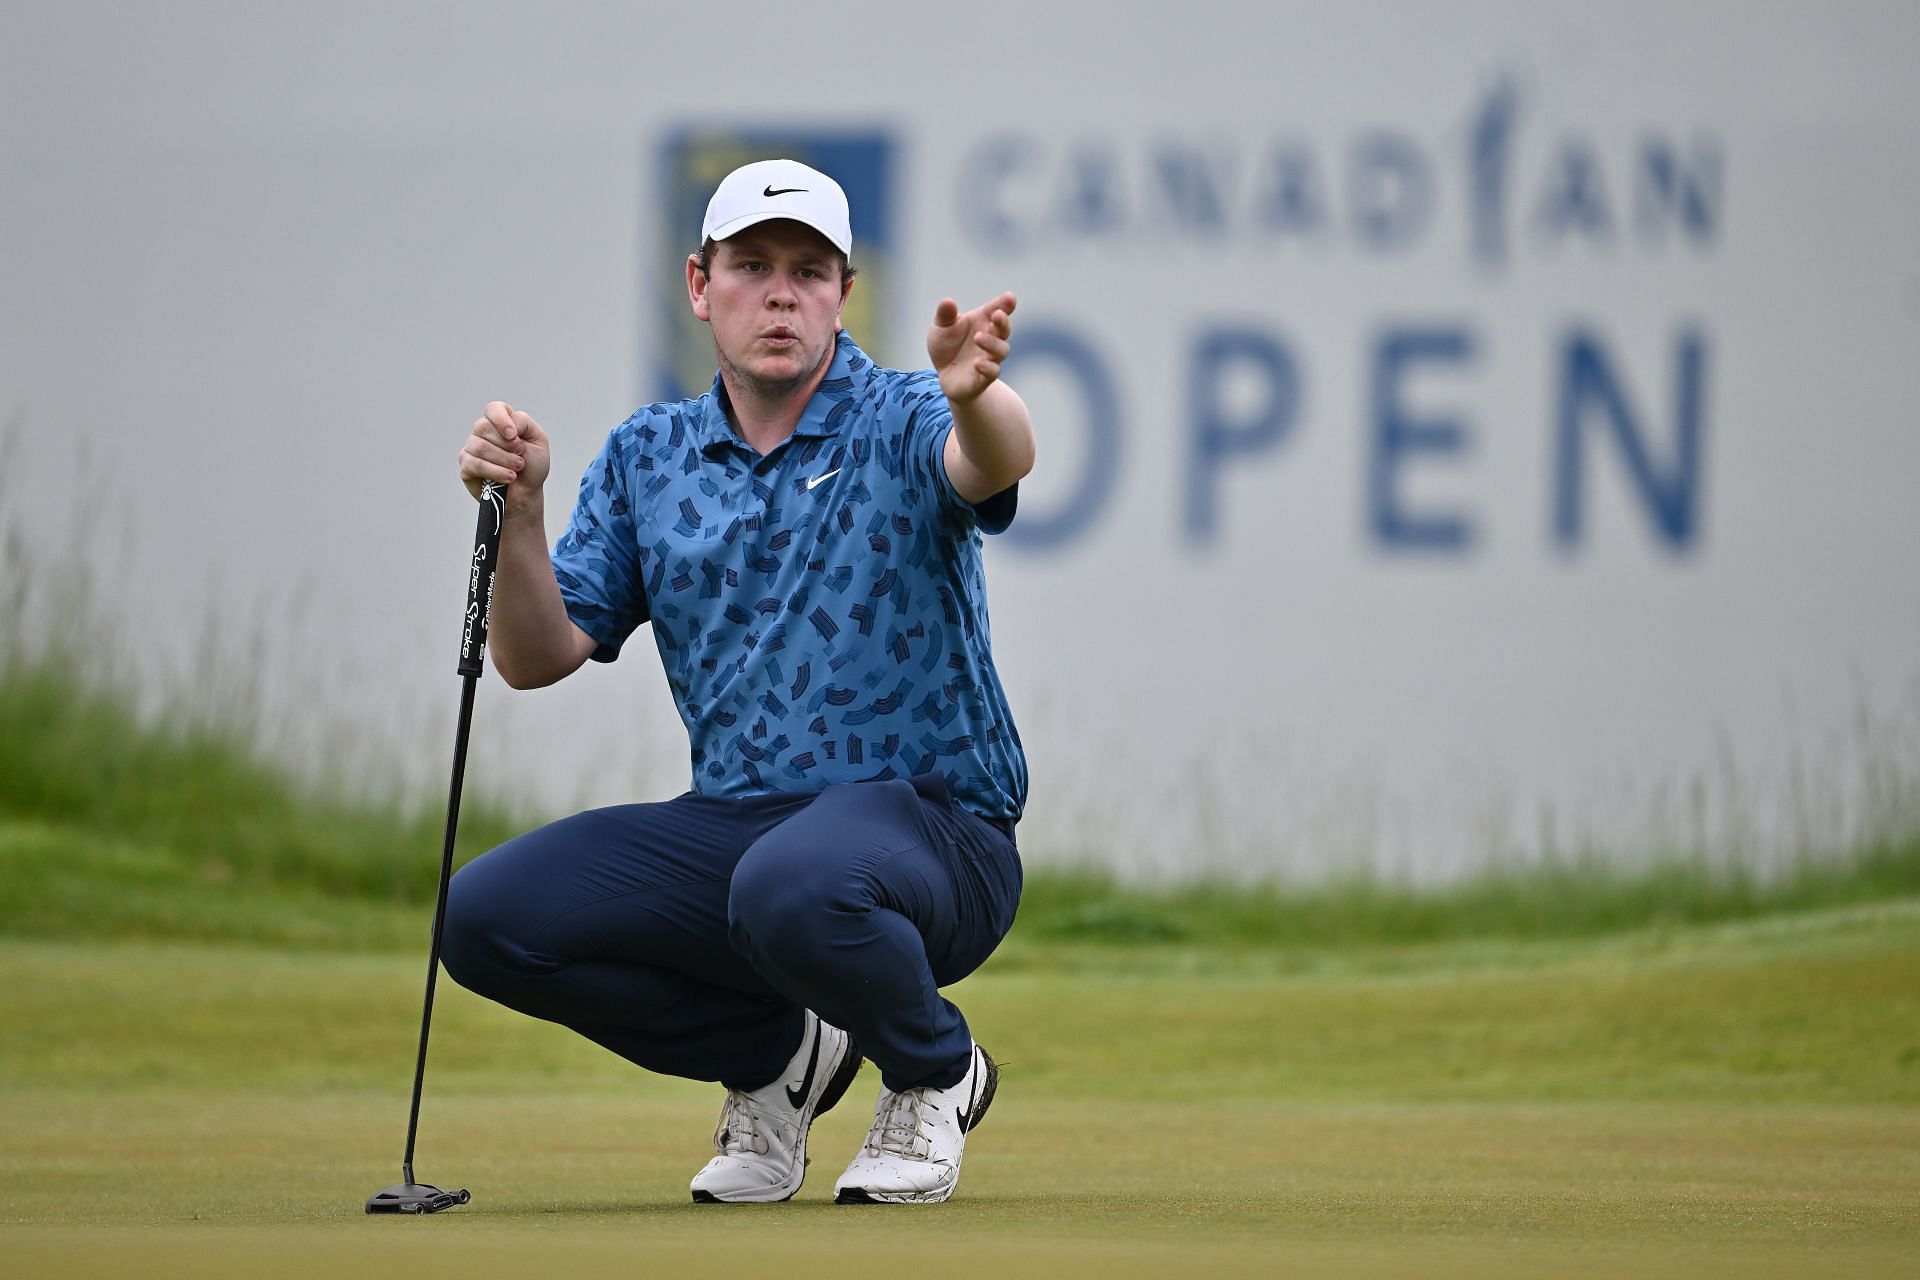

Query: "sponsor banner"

xmin=654 ymin=60 xmax=1917 ymax=876
xmin=4 ymin=4 xmax=1914 ymax=879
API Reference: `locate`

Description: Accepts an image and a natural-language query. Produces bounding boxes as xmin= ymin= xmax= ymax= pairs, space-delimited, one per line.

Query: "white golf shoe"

xmin=689 ymin=1011 xmax=862 ymax=1203
xmin=833 ymin=1042 xmax=998 ymax=1204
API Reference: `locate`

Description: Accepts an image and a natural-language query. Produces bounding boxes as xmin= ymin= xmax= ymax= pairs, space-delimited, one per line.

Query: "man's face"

xmin=688 ymin=220 xmax=851 ymax=396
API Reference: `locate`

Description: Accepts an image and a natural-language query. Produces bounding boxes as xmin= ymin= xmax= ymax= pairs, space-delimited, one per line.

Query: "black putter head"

xmin=365 ymin=1182 xmax=471 ymax=1214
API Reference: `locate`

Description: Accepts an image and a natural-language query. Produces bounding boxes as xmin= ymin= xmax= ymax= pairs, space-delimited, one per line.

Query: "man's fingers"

xmin=457 ymin=447 xmax=519 ymax=488
xmin=970 ymin=293 xmax=1016 ymax=324
xmin=461 ymin=402 xmax=545 ymax=501
xmin=465 ymin=436 xmax=524 ymax=471
xmin=485 ymin=400 xmax=518 ymax=441
xmin=973 ymin=356 xmax=1002 ymax=380
xmin=471 ymin=415 xmax=519 ymax=454
xmin=478 ymin=403 xmax=545 ymax=449
xmin=975 ymin=331 xmax=1011 ymax=361
xmin=933 ymin=298 xmax=960 ymax=326
xmin=963 ymin=296 xmax=1014 ymax=331
xmin=472 ymin=416 xmax=507 ymax=450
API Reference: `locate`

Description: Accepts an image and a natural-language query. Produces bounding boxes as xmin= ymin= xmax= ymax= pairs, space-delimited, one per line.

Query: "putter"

xmin=366 ymin=480 xmax=506 ymax=1215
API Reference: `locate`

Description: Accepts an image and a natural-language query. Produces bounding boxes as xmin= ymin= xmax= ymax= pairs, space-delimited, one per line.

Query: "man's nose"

xmin=766 ymin=273 xmax=796 ymax=307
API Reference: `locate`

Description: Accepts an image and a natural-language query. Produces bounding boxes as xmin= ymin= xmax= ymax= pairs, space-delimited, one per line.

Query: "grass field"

xmin=4 ymin=607 xmax=1920 ymax=1275
xmin=4 ymin=901 xmax=1919 ymax=1277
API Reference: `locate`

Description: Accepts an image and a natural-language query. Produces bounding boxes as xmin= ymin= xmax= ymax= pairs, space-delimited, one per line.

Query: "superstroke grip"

xmin=457 ymin=481 xmax=506 ymax=677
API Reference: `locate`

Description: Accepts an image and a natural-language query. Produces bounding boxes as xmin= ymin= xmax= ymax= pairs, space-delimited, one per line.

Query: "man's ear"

xmin=687 ymin=254 xmax=711 ymax=323
xmin=836 ymin=273 xmax=855 ymax=331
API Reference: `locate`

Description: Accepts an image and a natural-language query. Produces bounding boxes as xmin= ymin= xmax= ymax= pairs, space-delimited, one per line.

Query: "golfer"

xmin=443 ymin=158 xmax=1032 ymax=1205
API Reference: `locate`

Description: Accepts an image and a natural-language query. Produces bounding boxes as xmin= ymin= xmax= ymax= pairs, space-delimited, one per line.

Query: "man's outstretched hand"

xmin=928 ymin=293 xmax=1016 ymax=405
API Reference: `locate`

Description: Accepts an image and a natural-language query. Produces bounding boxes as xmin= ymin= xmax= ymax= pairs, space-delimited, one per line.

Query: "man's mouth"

xmin=761 ymin=326 xmax=798 ymax=345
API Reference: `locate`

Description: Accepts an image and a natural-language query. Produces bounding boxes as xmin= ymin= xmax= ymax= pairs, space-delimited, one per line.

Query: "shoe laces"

xmin=712 ymin=1089 xmax=771 ymax=1157
xmin=863 ymin=1087 xmax=933 ymax=1160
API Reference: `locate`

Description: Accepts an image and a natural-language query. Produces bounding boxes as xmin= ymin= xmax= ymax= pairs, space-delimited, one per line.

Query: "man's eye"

xmin=739 ymin=261 xmax=764 ymax=272
xmin=798 ymin=267 xmax=820 ymax=280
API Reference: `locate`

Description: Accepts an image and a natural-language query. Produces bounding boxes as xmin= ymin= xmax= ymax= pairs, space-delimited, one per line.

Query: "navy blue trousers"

xmin=439 ymin=774 xmax=1021 ymax=1092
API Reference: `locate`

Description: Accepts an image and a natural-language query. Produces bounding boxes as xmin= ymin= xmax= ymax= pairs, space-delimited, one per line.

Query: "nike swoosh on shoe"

xmin=786 ymin=1024 xmax=822 ymax=1110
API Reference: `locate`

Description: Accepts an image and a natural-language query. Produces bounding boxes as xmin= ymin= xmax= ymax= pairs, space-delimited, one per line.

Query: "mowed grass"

xmin=4 ymin=903 xmax=1919 ymax=1278
xmin=5 ymin=561 xmax=1920 ymax=1274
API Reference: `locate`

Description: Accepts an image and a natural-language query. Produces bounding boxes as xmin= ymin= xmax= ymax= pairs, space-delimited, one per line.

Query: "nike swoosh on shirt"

xmin=805 ymin=468 xmax=841 ymax=491
xmin=786 ymin=1025 xmax=822 ymax=1110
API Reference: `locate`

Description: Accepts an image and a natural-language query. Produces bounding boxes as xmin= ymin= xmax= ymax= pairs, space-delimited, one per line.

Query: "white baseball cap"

xmin=700 ymin=158 xmax=852 ymax=260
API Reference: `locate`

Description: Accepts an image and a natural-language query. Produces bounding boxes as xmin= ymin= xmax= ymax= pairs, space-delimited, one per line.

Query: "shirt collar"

xmin=698 ymin=331 xmax=869 ymax=457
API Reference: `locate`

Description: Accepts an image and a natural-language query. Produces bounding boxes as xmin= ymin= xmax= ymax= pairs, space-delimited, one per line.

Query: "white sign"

xmin=4 ymin=3 xmax=1915 ymax=879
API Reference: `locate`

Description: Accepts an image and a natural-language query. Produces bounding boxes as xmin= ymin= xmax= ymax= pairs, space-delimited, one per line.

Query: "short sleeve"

xmin=551 ymin=420 xmax=650 ymax=662
xmin=903 ymin=373 xmax=1020 ymax=535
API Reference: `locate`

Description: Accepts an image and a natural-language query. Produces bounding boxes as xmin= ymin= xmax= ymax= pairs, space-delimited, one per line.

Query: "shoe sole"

xmin=834 ymin=1047 xmax=997 ymax=1205
xmin=692 ymin=1032 xmax=865 ymax=1204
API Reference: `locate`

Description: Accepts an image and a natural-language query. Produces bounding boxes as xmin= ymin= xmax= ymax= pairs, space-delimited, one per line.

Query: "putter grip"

xmin=457 ymin=482 xmax=507 ymax=677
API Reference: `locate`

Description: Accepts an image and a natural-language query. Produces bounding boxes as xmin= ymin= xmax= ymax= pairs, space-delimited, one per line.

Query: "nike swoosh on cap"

xmin=764 ymin=185 xmax=807 ymax=197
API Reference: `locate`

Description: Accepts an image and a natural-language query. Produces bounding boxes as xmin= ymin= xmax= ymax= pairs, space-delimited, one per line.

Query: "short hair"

xmin=693 ymin=236 xmax=856 ymax=289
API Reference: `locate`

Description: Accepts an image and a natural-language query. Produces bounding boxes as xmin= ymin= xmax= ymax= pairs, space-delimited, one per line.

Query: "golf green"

xmin=3 ymin=901 xmax=1917 ymax=1277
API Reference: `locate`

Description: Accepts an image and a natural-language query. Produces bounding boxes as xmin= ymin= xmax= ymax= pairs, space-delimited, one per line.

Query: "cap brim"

xmin=705 ymin=210 xmax=851 ymax=259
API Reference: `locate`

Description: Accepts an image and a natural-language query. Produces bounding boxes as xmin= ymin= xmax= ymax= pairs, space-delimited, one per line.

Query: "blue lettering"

xmin=999 ymin=323 xmax=1122 ymax=552
xmin=1349 ymin=132 xmax=1433 ymax=251
xmin=1553 ymin=329 xmax=1708 ymax=552
xmin=1468 ymin=79 xmax=1520 ymax=268
xmin=1252 ymin=143 xmax=1329 ymax=239
xmin=958 ymin=135 xmax=1038 ymax=252
xmin=1635 ymin=139 xmax=1722 ymax=247
xmin=1150 ymin=142 xmax=1232 ymax=236
xmin=1185 ymin=326 xmax=1301 ymax=544
xmin=1369 ymin=327 xmax=1478 ymax=552
xmin=1057 ymin=142 xmax=1127 ymax=240
xmin=1536 ymin=140 xmax=1613 ymax=243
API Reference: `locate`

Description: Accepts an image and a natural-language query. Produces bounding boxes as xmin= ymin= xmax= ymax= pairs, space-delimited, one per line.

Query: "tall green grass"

xmin=0 ymin=445 xmax=527 ymax=946
xmin=0 ymin=651 xmax=527 ymax=902
xmin=3 ymin=443 xmax=1918 ymax=952
xmin=1015 ymin=840 xmax=1920 ymax=947
xmin=3 ymin=640 xmax=1918 ymax=950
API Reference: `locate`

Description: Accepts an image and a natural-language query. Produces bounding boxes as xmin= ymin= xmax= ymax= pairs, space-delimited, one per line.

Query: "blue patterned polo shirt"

xmin=550 ymin=332 xmax=1027 ymax=822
